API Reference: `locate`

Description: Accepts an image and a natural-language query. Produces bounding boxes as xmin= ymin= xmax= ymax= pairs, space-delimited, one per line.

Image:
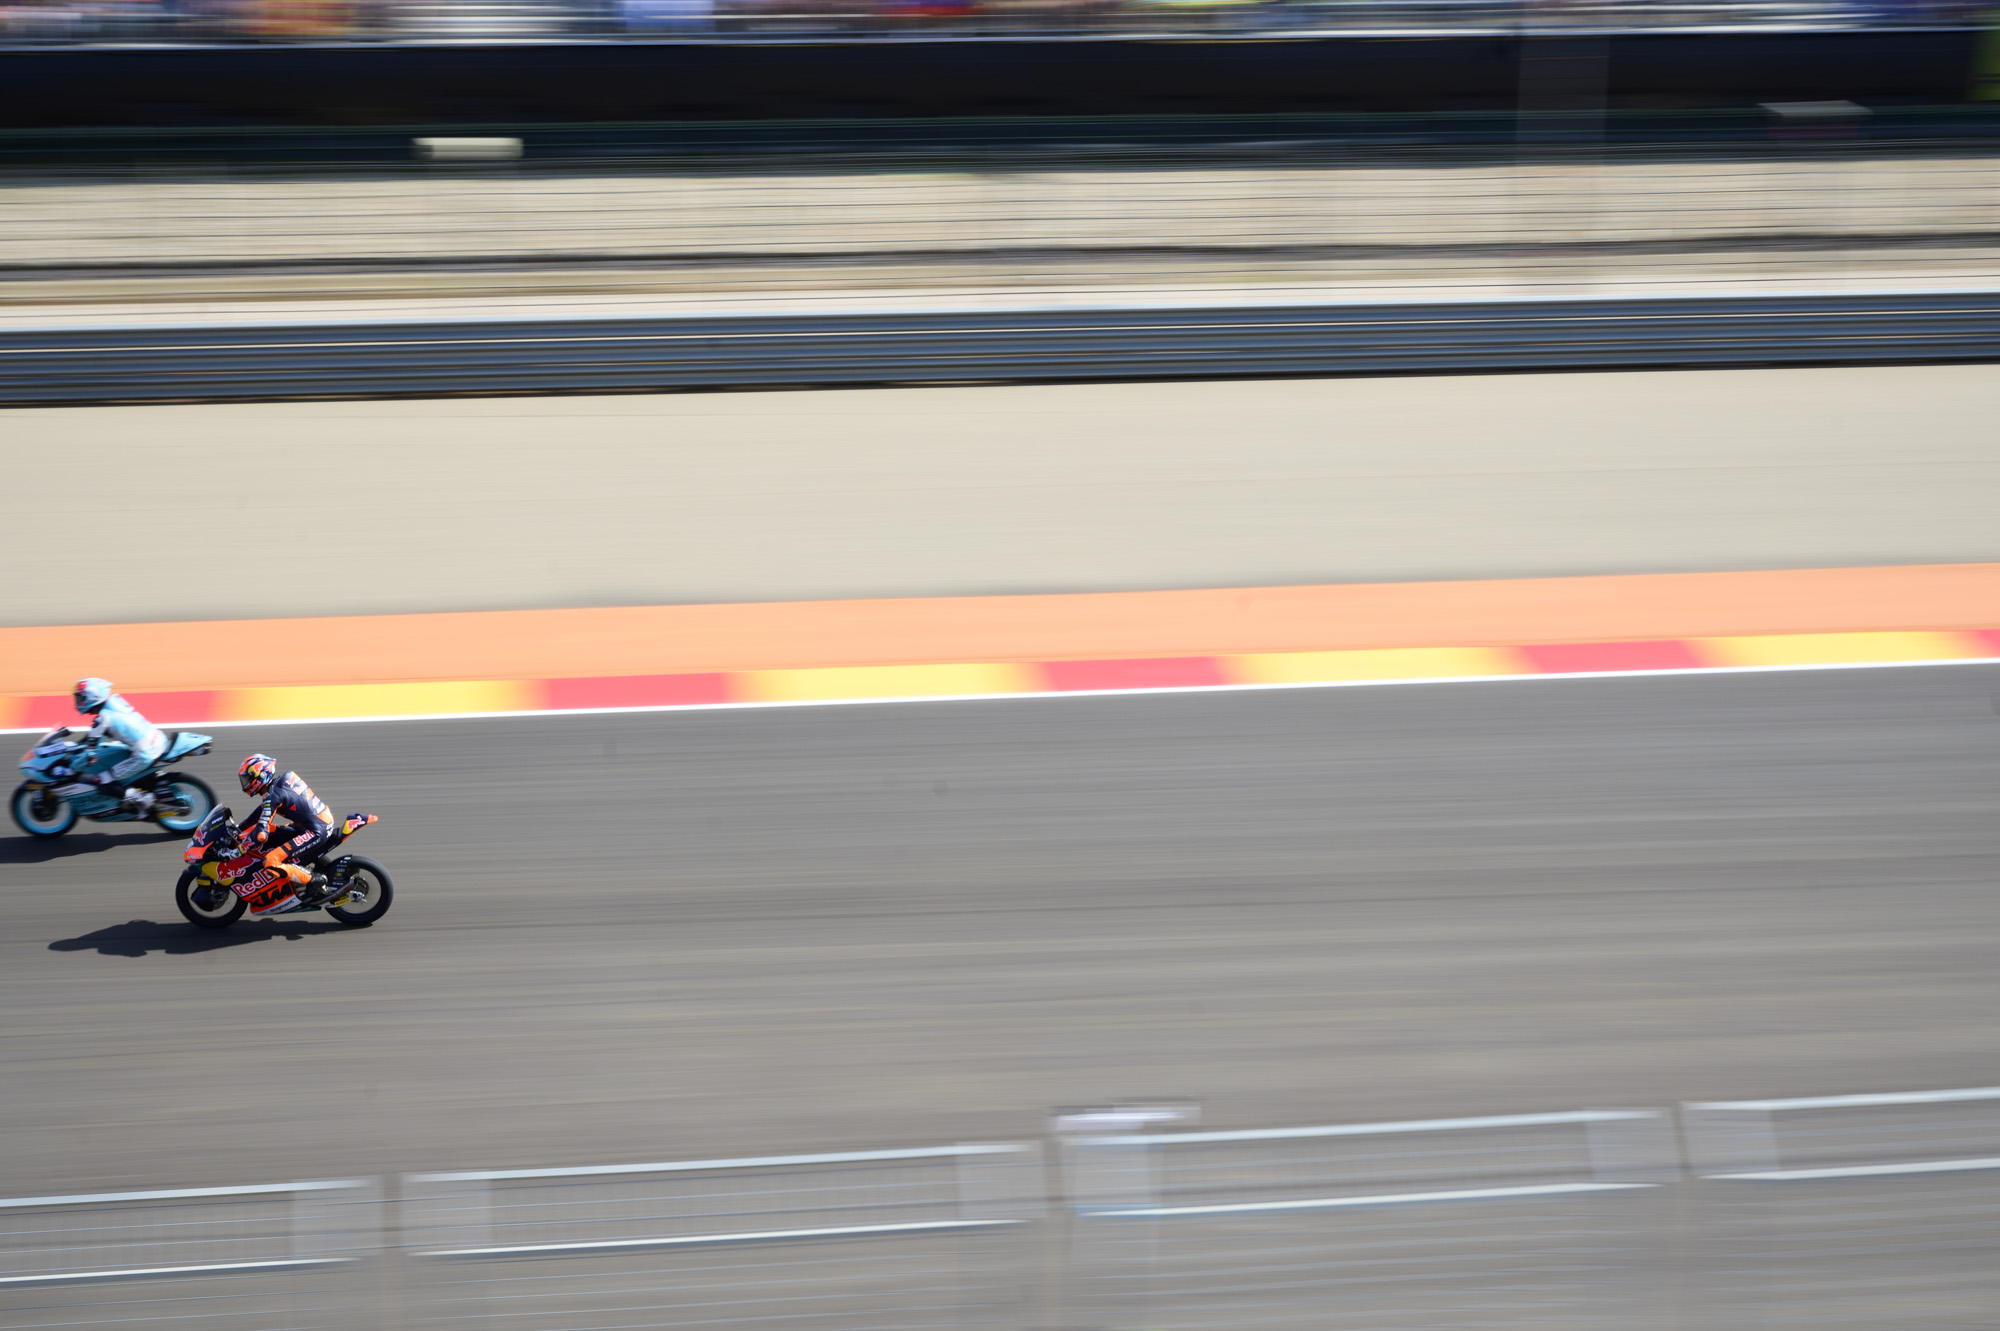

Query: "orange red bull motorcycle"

xmin=176 ymin=805 xmax=394 ymax=929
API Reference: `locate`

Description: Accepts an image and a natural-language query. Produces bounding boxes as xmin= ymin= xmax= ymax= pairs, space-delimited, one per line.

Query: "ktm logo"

xmin=244 ymin=883 xmax=292 ymax=913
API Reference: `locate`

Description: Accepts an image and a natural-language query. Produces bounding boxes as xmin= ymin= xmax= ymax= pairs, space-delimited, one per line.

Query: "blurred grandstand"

xmin=0 ymin=0 xmax=1975 ymax=45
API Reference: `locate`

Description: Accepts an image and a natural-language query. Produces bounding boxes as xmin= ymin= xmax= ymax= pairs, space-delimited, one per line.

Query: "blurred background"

xmin=6 ymin=3 xmax=2000 ymax=1330
xmin=0 ymin=0 xmax=1975 ymax=44
xmin=0 ymin=0 xmax=1982 ymax=43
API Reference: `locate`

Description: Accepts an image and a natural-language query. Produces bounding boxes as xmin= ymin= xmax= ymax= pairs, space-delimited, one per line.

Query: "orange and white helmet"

xmin=238 ymin=754 xmax=278 ymax=797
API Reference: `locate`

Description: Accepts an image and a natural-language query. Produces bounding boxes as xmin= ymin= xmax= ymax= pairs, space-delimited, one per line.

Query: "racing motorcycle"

xmin=176 ymin=805 xmax=393 ymax=929
xmin=12 ymin=727 xmax=218 ymax=838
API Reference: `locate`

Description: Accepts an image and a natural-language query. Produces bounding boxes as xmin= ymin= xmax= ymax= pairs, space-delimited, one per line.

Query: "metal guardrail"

xmin=0 ymin=1177 xmax=382 ymax=1329
xmin=398 ymin=1143 xmax=1044 ymax=1330
xmin=1684 ymin=1084 xmax=2000 ymax=1178
xmin=1063 ymin=1108 xmax=1678 ymax=1330
xmin=4 ymin=290 xmax=1999 ymax=404
xmin=0 ymin=1177 xmax=379 ymax=1285
xmin=5 ymin=1092 xmax=2000 ymax=1329
xmin=1682 ymin=1086 xmax=2000 ymax=1331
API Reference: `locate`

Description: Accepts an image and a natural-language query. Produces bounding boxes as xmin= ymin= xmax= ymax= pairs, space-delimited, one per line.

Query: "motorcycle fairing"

xmin=161 ymin=731 xmax=214 ymax=763
xmin=22 ymin=727 xmax=79 ymax=762
xmin=50 ymin=761 xmax=143 ymax=818
xmin=67 ymin=794 xmax=142 ymax=819
xmin=19 ymin=730 xmax=205 ymax=821
xmin=183 ymin=806 xmax=233 ymax=863
xmin=315 ymin=812 xmax=380 ymax=858
xmin=242 ymin=880 xmax=300 ymax=915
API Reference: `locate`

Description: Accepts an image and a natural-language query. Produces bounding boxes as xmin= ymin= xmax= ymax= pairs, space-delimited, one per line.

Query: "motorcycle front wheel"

xmin=151 ymin=773 xmax=216 ymax=834
xmin=10 ymin=784 xmax=76 ymax=837
xmin=323 ymin=856 xmax=393 ymax=928
xmin=175 ymin=867 xmax=246 ymax=929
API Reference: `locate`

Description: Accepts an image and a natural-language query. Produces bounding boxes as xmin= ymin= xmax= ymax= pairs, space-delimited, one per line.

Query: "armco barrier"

xmin=1682 ymin=1086 xmax=2000 ymax=1331
xmin=5 ymin=290 xmax=2000 ymax=405
xmin=1061 ymin=1109 xmax=1680 ymax=1331
xmin=0 ymin=1177 xmax=383 ymax=1327
xmin=397 ymin=1144 xmax=1045 ymax=1330
xmin=5 ymin=1093 xmax=2000 ymax=1329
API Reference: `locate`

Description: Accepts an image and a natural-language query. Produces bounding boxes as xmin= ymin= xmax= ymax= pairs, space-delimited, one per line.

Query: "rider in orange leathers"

xmin=227 ymin=754 xmax=340 ymax=904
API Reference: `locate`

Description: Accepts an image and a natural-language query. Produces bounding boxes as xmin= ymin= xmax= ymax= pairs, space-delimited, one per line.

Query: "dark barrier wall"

xmin=0 ymin=29 xmax=1980 ymax=130
xmin=11 ymin=293 xmax=2000 ymax=403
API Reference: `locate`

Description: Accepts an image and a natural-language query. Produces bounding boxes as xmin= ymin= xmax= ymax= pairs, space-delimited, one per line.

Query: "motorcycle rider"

xmin=230 ymin=754 xmax=340 ymax=906
xmin=70 ymin=677 xmax=166 ymax=815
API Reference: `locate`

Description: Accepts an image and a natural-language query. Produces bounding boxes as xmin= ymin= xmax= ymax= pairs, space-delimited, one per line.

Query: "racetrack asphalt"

xmin=5 ymin=664 xmax=2000 ymax=1198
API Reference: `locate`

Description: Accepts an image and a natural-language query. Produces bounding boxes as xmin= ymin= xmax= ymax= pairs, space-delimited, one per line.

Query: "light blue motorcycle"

xmin=11 ymin=728 xmax=218 ymax=838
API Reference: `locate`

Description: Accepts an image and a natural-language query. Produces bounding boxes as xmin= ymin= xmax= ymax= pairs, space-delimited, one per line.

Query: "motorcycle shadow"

xmin=3 ymin=830 xmax=183 ymax=863
xmin=50 ymin=918 xmax=355 ymax=958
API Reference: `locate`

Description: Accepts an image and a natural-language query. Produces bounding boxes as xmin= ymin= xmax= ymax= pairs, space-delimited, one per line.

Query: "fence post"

xmin=1680 ymin=1104 xmax=1778 ymax=1177
xmin=1061 ymin=1135 xmax=1159 ymax=1329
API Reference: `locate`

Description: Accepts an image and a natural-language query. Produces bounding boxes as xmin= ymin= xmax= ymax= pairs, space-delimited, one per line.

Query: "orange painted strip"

xmin=1229 ymin=646 xmax=1524 ymax=685
xmin=2 ymin=630 xmax=1999 ymax=732
xmin=1694 ymin=631 xmax=1981 ymax=669
xmin=219 ymin=680 xmax=539 ymax=723
xmin=5 ymin=564 xmax=2000 ymax=697
xmin=742 ymin=662 xmax=1038 ymax=703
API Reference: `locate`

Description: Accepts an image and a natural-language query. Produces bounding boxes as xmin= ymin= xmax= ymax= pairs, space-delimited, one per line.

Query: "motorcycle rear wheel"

xmin=175 ymin=867 xmax=246 ymax=929
xmin=151 ymin=773 xmax=216 ymax=834
xmin=10 ymin=784 xmax=76 ymax=837
xmin=323 ymin=856 xmax=393 ymax=928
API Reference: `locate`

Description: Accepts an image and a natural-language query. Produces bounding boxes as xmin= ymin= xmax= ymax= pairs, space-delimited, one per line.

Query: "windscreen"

xmin=190 ymin=805 xmax=229 ymax=846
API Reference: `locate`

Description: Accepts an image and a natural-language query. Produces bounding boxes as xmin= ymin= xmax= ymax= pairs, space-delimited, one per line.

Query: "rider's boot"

xmin=279 ymin=861 xmax=333 ymax=905
xmin=87 ymin=771 xmax=152 ymax=817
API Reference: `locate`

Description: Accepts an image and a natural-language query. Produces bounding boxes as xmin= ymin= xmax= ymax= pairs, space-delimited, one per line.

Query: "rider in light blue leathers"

xmin=72 ymin=677 xmax=167 ymax=814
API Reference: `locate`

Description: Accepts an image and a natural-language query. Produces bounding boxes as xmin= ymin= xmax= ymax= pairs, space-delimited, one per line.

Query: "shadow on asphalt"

xmin=50 ymin=918 xmax=354 ymax=958
xmin=2 ymin=830 xmax=183 ymax=863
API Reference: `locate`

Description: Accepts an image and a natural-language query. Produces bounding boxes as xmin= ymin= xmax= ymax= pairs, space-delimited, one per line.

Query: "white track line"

xmin=421 ymin=1218 xmax=1015 ymax=1260
xmin=1088 ymin=1181 xmax=1653 ymax=1218
xmin=411 ymin=1142 xmax=1025 ymax=1184
xmin=0 ymin=1179 xmax=365 ymax=1209
xmin=1081 ymin=1109 xmax=1656 ymax=1147
xmin=1690 ymin=1086 xmax=2000 ymax=1112
xmin=4 ymin=654 xmax=1996 ymax=735
xmin=1708 ymin=1157 xmax=2000 ymax=1182
xmin=0 ymin=1258 xmax=352 ymax=1286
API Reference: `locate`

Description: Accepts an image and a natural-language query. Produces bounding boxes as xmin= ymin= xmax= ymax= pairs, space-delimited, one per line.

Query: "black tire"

xmin=175 ymin=866 xmax=246 ymax=929
xmin=151 ymin=773 xmax=216 ymax=834
xmin=10 ymin=783 xmax=76 ymax=837
xmin=323 ymin=856 xmax=393 ymax=928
